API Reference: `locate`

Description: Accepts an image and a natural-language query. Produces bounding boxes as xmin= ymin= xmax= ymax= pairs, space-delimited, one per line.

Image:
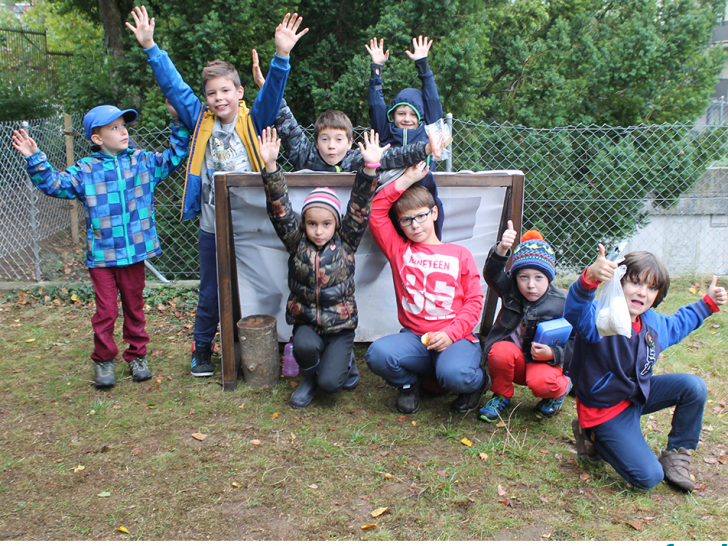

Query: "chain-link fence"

xmin=2 ymin=113 xmax=728 ymax=281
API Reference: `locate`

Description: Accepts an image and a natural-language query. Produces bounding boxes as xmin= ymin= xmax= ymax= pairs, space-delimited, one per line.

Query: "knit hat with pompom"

xmin=509 ymin=230 xmax=555 ymax=282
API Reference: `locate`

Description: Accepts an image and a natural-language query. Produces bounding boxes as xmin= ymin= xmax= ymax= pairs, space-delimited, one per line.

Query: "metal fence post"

xmin=21 ymin=121 xmax=42 ymax=281
xmin=445 ymin=112 xmax=453 ymax=172
xmin=63 ymin=113 xmax=80 ymax=245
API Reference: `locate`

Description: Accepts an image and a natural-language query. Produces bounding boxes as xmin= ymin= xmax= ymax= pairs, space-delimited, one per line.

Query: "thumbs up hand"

xmin=708 ymin=275 xmax=727 ymax=306
xmin=496 ymin=220 xmax=518 ymax=256
xmin=585 ymin=243 xmax=618 ymax=284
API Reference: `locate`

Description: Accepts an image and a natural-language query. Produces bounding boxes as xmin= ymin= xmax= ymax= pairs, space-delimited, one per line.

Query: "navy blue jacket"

xmin=564 ymin=276 xmax=713 ymax=408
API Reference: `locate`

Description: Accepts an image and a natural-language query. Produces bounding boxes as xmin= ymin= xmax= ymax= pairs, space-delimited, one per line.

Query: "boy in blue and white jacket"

xmin=127 ymin=6 xmax=307 ymax=377
xmin=565 ymin=245 xmax=726 ymax=492
xmin=12 ymin=103 xmax=190 ymax=388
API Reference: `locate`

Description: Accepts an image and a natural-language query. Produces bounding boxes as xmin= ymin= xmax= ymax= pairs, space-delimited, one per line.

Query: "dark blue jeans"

xmin=293 ymin=325 xmax=355 ymax=394
xmin=365 ymin=328 xmax=484 ymax=393
xmin=193 ymin=229 xmax=219 ymax=344
xmin=588 ymin=373 xmax=707 ymax=489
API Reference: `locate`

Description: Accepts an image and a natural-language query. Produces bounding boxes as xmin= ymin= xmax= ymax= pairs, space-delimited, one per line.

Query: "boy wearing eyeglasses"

xmin=365 ymin=162 xmax=486 ymax=414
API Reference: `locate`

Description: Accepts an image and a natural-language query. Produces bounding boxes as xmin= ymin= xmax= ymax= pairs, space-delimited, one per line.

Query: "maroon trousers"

xmin=88 ymin=261 xmax=148 ymax=363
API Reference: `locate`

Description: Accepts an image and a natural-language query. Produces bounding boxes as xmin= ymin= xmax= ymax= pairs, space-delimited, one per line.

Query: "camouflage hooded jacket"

xmin=261 ymin=168 xmax=379 ymax=334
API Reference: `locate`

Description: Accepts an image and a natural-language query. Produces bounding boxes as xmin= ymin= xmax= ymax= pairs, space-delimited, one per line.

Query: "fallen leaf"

xmin=97 ymin=491 xmax=111 ymax=497
xmin=371 ymin=507 xmax=389 ymax=518
xmin=361 ymin=494 xmax=374 ymax=500
xmin=360 ymin=524 xmax=377 ymax=530
xmin=538 ymin=449 xmax=550 ymax=454
xmin=131 ymin=448 xmax=142 ymax=455
xmin=496 ymin=422 xmax=506 ymax=428
xmin=461 ymin=438 xmax=473 ymax=447
xmin=497 ymin=484 xmax=507 ymax=496
xmin=436 ymin=470 xmax=448 ymax=477
xmin=703 ymin=425 xmax=714 ymax=431
xmin=231 ymin=482 xmax=241 ymax=488
xmin=579 ymin=473 xmax=590 ymax=481
xmin=540 ymin=495 xmax=549 ymax=503
xmin=688 ymin=287 xmax=697 ymax=294
xmin=189 ymin=408 xmax=196 ymax=415
xmin=479 ymin=453 xmax=488 ymax=461
xmin=397 ymin=415 xmax=408 ymax=422
xmin=411 ymin=421 xmax=417 ymax=426
xmin=704 ymin=457 xmax=718 ymax=464
xmin=117 ymin=526 xmax=130 ymax=534
xmin=308 ymin=484 xmax=318 ymax=489
xmin=250 ymin=439 xmax=261 ymax=446
xmin=383 ymin=473 xmax=394 ymax=479
xmin=25 ymin=338 xmax=35 ymax=343
xmin=541 ymin=534 xmax=552 ymax=539
xmin=73 ymin=465 xmax=85 ymax=473
xmin=191 ymin=433 xmax=207 ymax=441
xmin=238 ymin=403 xmax=245 ymax=409
xmin=272 ymin=413 xmax=279 ymax=419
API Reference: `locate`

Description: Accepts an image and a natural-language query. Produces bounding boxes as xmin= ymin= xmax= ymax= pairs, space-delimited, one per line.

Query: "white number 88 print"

xmin=400 ymin=265 xmax=456 ymax=316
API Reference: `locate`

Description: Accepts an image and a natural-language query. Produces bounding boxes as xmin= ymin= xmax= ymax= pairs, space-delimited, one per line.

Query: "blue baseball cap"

xmin=83 ymin=105 xmax=138 ymax=141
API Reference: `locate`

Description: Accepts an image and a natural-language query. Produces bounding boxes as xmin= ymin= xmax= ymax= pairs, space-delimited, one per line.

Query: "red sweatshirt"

xmin=370 ymin=183 xmax=483 ymax=342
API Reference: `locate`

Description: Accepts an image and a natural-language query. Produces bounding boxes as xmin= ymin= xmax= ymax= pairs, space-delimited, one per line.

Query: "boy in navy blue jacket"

xmin=366 ymin=36 xmax=445 ymax=240
xmin=565 ymin=245 xmax=726 ymax=492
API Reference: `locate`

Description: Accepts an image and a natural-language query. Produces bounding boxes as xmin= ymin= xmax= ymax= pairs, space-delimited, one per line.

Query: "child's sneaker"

xmin=658 ymin=447 xmax=695 ymax=492
xmin=396 ymin=382 xmax=420 ymax=414
xmin=94 ymin=360 xmax=116 ymax=388
xmin=571 ymin=418 xmax=603 ymax=464
xmin=128 ymin=356 xmax=152 ymax=382
xmin=536 ymin=378 xmax=572 ymax=417
xmin=479 ymin=394 xmax=511 ymax=422
xmin=190 ymin=341 xmax=214 ymax=377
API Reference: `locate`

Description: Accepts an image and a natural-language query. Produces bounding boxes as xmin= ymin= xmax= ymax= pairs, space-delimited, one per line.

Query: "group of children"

xmin=11 ymin=6 xmax=727 ymax=495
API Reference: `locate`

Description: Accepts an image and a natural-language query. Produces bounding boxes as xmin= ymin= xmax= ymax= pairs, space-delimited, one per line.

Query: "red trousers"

xmin=88 ymin=262 xmax=148 ymax=363
xmin=488 ymin=340 xmax=569 ymax=399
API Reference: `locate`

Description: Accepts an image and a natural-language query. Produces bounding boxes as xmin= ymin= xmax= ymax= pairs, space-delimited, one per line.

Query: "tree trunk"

xmin=97 ymin=0 xmax=124 ymax=57
xmin=237 ymin=315 xmax=280 ymax=387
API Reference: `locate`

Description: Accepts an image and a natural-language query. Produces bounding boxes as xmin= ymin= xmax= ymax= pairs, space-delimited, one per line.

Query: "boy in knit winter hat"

xmin=479 ymin=221 xmax=575 ymax=422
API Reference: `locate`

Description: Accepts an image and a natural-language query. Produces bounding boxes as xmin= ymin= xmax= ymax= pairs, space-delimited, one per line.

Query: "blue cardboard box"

xmin=534 ymin=318 xmax=572 ymax=347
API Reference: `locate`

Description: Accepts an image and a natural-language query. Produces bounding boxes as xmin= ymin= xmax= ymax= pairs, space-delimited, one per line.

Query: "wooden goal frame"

xmin=214 ymin=171 xmax=524 ymax=391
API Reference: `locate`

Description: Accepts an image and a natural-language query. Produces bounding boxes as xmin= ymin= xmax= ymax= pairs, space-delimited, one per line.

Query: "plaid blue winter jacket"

xmin=24 ymin=121 xmax=190 ymax=268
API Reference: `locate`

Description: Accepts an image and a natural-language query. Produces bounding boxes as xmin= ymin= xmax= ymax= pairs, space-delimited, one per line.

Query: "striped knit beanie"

xmin=301 ymin=187 xmax=342 ymax=225
xmin=509 ymin=230 xmax=555 ymax=282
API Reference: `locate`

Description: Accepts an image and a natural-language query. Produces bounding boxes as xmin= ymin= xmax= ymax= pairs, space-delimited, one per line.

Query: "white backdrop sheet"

xmin=229 ymin=183 xmax=507 ymax=341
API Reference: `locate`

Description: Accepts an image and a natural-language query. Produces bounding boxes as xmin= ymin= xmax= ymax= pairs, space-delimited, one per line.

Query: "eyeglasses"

xmin=398 ymin=207 xmax=434 ymax=227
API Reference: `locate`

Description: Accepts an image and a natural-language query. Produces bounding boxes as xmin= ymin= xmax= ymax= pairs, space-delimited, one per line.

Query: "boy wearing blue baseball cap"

xmin=12 ymin=102 xmax=190 ymax=388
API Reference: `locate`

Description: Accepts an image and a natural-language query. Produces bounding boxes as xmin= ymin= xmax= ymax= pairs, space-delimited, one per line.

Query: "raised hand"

xmin=126 ymin=5 xmax=155 ymax=49
xmin=275 ymin=13 xmax=308 ymax=58
xmin=257 ymin=126 xmax=281 ymax=173
xmin=585 ymin=244 xmax=618 ymax=284
xmin=251 ymin=49 xmax=265 ymax=90
xmin=365 ymin=37 xmax=390 ymax=65
xmin=496 ymin=220 xmax=517 ymax=256
xmin=395 ymin=161 xmax=430 ymax=191
xmin=405 ymin=35 xmax=433 ymax=61
xmin=11 ymin=129 xmax=38 ymax=157
xmin=708 ymin=275 xmax=728 ymax=306
xmin=357 ymin=130 xmax=390 ymax=174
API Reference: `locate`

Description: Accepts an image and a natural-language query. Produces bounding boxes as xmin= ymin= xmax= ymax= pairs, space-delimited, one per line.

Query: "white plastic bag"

xmin=595 ymin=264 xmax=632 ymax=338
xmin=424 ymin=118 xmax=452 ymax=160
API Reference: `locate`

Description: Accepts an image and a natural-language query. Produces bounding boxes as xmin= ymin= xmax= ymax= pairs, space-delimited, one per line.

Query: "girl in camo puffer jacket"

xmin=258 ymin=126 xmax=386 ymax=409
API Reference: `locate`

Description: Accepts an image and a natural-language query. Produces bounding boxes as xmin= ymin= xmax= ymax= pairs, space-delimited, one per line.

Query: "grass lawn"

xmin=0 ymin=277 xmax=726 ymax=540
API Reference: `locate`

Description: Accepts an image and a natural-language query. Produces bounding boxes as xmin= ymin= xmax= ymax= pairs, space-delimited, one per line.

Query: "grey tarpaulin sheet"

xmin=228 ymin=184 xmax=507 ymax=341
